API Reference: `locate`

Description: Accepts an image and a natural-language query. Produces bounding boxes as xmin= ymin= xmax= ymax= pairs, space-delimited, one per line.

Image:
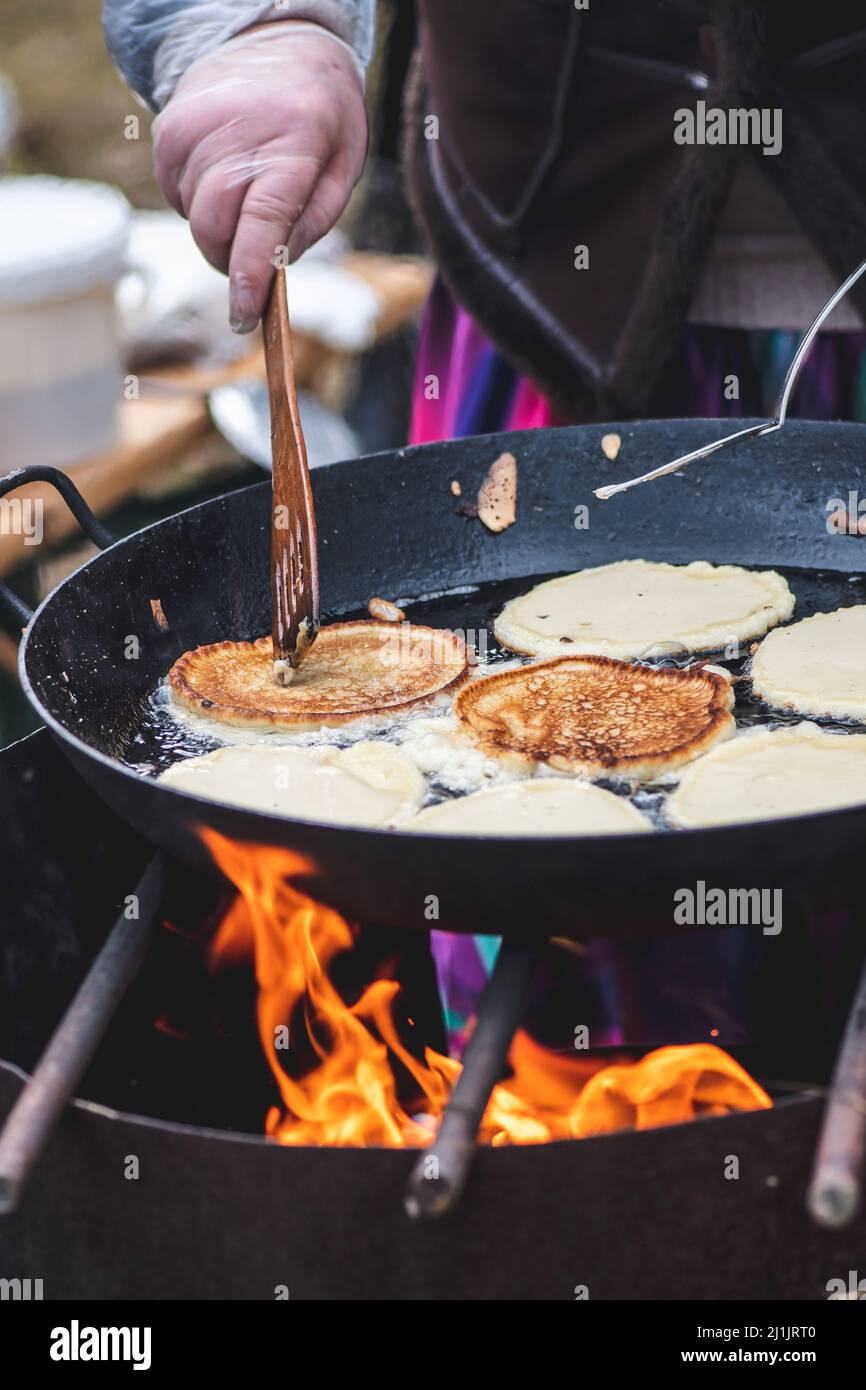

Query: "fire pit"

xmin=1 ymin=728 xmax=865 ymax=1300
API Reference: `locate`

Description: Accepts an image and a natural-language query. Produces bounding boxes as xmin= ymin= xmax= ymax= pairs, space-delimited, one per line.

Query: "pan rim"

xmin=0 ymin=1054 xmax=811 ymax=1152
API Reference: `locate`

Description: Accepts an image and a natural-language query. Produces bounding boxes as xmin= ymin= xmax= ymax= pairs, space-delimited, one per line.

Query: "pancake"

xmin=159 ymin=741 xmax=425 ymax=826
xmin=454 ymin=655 xmax=735 ymax=779
xmin=168 ymin=621 xmax=470 ymax=731
xmin=406 ymin=778 xmax=652 ymax=836
xmin=494 ymin=559 xmax=794 ymax=659
xmin=666 ymin=723 xmax=866 ymax=828
xmin=749 ymin=605 xmax=866 ymax=720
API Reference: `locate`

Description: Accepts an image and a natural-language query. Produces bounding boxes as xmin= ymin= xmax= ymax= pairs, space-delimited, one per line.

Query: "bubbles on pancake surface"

xmin=635 ymin=640 xmax=692 ymax=668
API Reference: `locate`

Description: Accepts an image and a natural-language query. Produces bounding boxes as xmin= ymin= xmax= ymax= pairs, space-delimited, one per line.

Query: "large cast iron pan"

xmin=2 ymin=419 xmax=866 ymax=940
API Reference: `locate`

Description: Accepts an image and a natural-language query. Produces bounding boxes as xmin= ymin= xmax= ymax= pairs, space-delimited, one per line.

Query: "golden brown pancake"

xmin=454 ymin=656 xmax=735 ymax=779
xmin=168 ymin=621 xmax=470 ymax=731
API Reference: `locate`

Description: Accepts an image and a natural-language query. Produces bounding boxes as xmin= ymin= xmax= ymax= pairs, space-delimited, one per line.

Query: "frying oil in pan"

xmin=126 ymin=562 xmax=866 ymax=828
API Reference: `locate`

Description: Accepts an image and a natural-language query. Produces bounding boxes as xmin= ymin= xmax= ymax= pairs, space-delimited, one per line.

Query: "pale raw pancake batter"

xmin=406 ymin=778 xmax=652 ymax=836
xmin=666 ymin=723 xmax=866 ymax=828
xmin=494 ymin=559 xmax=794 ymax=658
xmin=750 ymin=605 xmax=866 ymax=719
xmin=399 ymin=716 xmax=529 ymax=791
xmin=159 ymin=742 xmax=425 ymax=827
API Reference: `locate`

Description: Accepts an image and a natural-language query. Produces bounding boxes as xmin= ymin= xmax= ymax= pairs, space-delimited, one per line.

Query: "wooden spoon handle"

xmin=263 ymin=268 xmax=320 ymax=678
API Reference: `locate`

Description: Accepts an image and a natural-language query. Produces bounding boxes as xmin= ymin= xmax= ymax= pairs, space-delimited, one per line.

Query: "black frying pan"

xmin=3 ymin=419 xmax=866 ymax=940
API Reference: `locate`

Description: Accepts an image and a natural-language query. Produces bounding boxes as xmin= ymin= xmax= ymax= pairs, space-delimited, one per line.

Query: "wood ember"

xmin=367 ymin=596 xmax=406 ymax=622
xmin=601 ymin=433 xmax=621 ymax=460
xmin=476 ymin=452 xmax=517 ymax=533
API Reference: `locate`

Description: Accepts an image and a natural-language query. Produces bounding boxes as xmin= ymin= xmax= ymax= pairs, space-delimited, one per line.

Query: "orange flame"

xmin=203 ymin=832 xmax=771 ymax=1147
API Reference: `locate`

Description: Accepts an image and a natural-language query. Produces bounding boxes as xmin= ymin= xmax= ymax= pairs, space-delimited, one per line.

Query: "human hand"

xmin=152 ymin=23 xmax=368 ymax=331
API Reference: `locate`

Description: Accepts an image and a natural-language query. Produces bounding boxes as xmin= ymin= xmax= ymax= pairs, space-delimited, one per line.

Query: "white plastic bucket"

xmin=0 ymin=176 xmax=131 ymax=470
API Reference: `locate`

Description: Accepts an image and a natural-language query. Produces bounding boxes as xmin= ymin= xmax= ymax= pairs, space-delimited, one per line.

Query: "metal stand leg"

xmin=405 ymin=939 xmax=539 ymax=1220
xmin=808 ymin=953 xmax=866 ymax=1228
xmin=0 ymin=854 xmax=164 ymax=1214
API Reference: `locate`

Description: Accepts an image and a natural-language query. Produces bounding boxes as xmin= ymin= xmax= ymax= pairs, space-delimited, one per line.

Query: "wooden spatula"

xmin=263 ymin=267 xmax=320 ymax=684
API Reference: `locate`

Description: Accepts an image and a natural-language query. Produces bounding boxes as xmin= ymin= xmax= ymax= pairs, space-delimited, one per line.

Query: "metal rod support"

xmin=0 ymin=853 xmax=164 ymax=1215
xmin=596 ymin=253 xmax=866 ymax=501
xmin=405 ymin=939 xmax=539 ymax=1220
xmin=807 ymin=955 xmax=866 ymax=1229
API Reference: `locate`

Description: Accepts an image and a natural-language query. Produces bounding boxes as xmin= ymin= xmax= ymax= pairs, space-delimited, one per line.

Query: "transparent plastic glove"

xmin=152 ymin=23 xmax=368 ymax=332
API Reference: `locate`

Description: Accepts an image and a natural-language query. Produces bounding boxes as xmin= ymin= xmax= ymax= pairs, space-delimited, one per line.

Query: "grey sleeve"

xmin=103 ymin=0 xmax=376 ymax=110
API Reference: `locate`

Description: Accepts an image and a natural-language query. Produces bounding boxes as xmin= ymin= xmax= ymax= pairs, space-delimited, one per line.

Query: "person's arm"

xmin=103 ymin=2 xmax=374 ymax=330
xmin=103 ymin=0 xmax=374 ymax=110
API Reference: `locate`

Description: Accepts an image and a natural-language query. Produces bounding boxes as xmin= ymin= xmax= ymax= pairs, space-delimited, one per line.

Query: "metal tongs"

xmin=263 ymin=267 xmax=320 ymax=683
xmin=595 ymin=254 xmax=866 ymax=502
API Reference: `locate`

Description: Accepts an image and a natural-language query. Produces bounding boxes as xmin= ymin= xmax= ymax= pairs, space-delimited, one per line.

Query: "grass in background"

xmin=2 ymin=0 xmax=159 ymax=204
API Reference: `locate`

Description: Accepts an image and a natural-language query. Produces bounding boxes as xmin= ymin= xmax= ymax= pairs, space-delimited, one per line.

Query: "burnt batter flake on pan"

xmin=476 ymin=451 xmax=517 ymax=533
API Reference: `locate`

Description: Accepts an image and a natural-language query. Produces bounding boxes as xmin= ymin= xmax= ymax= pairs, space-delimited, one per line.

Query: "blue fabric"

xmin=104 ymin=0 xmax=192 ymax=108
xmin=103 ymin=0 xmax=376 ymax=109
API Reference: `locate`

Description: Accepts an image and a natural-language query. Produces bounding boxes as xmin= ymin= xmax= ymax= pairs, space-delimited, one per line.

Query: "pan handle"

xmin=0 ymin=466 xmax=114 ymax=627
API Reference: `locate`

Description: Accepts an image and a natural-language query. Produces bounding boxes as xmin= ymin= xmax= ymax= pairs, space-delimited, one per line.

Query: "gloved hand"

xmin=152 ymin=22 xmax=368 ymax=332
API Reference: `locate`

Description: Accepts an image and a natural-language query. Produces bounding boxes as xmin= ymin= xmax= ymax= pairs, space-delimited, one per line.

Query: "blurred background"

xmin=0 ymin=0 xmax=426 ymax=744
